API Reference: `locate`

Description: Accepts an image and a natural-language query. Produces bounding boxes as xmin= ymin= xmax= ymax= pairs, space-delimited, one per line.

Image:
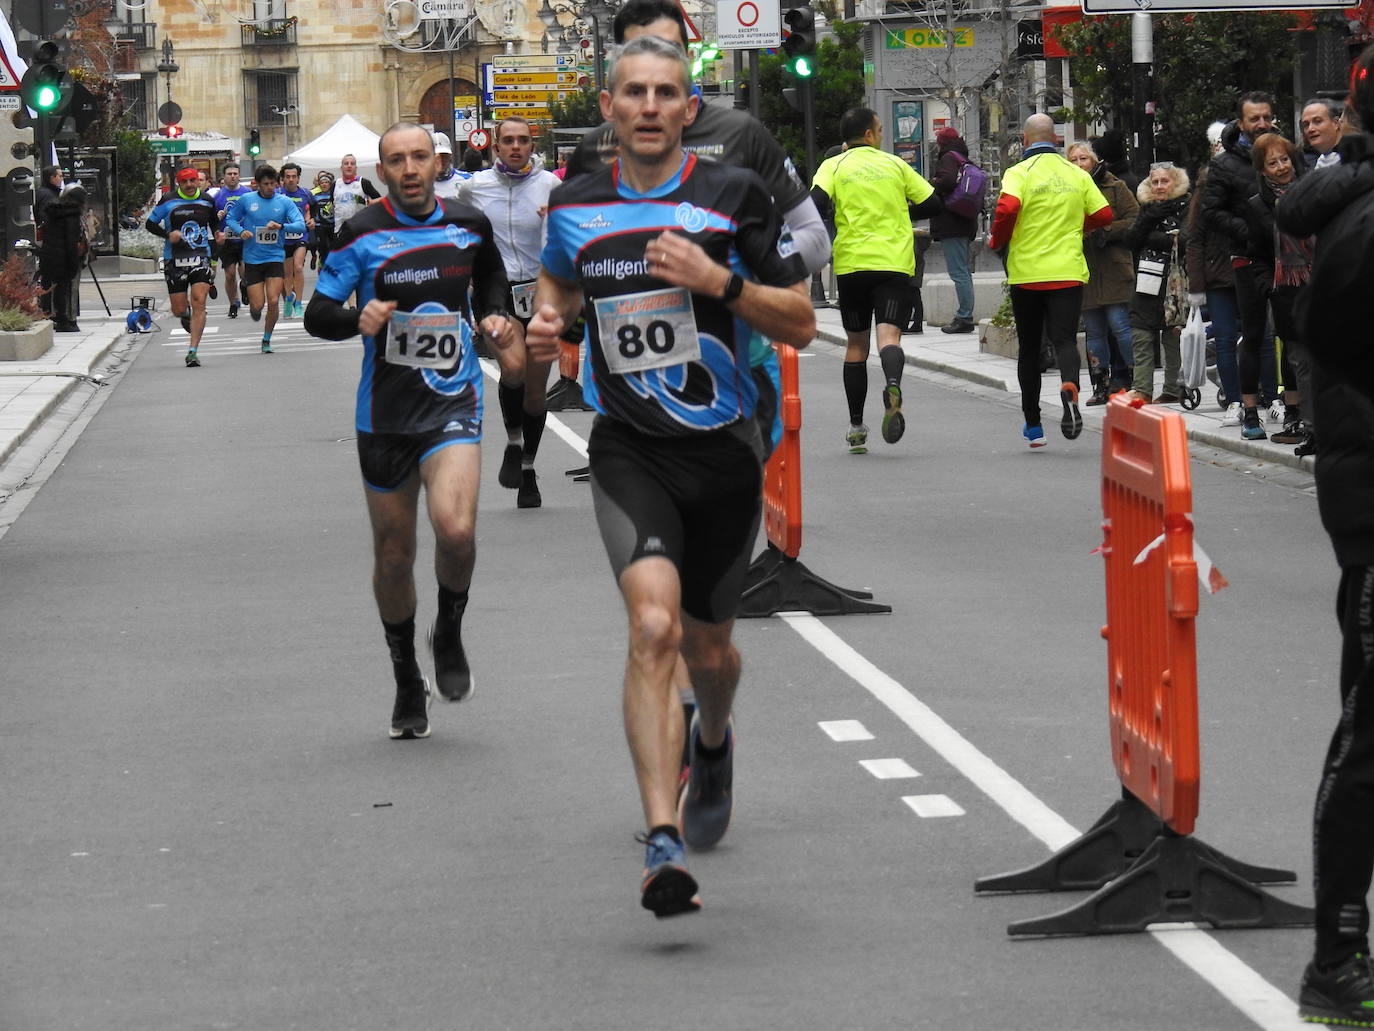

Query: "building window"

xmin=118 ymin=75 xmax=156 ymax=130
xmin=244 ymin=69 xmax=299 ymax=129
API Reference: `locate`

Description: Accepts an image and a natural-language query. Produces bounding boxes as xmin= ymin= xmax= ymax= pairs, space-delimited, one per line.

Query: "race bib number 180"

xmin=594 ymin=287 xmax=701 ymax=376
xmin=385 ymin=309 xmax=466 ymax=369
xmin=254 ymin=226 xmax=280 ymax=245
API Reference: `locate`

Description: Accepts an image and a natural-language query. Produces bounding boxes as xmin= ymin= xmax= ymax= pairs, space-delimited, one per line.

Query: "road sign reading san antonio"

xmin=1084 ymin=0 xmax=1347 ymax=11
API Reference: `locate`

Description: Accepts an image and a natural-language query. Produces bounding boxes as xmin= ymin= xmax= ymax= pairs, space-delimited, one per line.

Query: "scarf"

xmin=1266 ymin=177 xmax=1314 ymax=287
xmin=496 ymin=158 xmax=535 ymax=181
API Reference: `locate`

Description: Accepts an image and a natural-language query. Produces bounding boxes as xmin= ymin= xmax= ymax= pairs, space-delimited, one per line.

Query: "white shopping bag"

xmin=1180 ymin=305 xmax=1206 ymax=390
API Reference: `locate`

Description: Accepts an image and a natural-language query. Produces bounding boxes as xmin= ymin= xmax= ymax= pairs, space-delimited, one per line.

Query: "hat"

xmin=175 ymin=167 xmax=200 ymax=184
xmin=433 ymin=131 xmax=453 ymax=155
xmin=935 ymin=126 xmax=960 ymax=144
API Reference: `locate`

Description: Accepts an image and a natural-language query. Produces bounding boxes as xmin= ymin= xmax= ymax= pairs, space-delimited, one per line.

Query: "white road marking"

xmin=781 ymin=612 xmax=1304 ymax=1031
xmin=539 ymin=394 xmax=1305 ymax=1030
xmin=859 ymin=757 xmax=920 ymax=779
xmin=818 ymin=719 xmax=873 ymax=742
xmin=903 ymin=793 xmax=965 ymax=818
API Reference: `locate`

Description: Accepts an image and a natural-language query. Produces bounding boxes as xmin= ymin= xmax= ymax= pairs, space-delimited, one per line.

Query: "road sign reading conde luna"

xmin=717 ymin=0 xmax=781 ymax=50
xmin=1083 ymin=0 xmax=1346 ymax=11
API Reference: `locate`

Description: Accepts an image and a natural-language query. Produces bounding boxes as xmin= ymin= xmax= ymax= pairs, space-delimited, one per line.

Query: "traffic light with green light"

xmin=690 ymin=42 xmax=719 ymax=78
xmin=248 ymin=129 xmax=261 ymax=157
xmin=782 ymin=7 xmax=816 ymax=79
xmin=20 ymin=40 xmax=71 ymax=116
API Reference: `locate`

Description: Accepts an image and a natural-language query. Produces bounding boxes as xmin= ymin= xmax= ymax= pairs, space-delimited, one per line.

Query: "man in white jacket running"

xmin=457 ymin=116 xmax=560 ymax=509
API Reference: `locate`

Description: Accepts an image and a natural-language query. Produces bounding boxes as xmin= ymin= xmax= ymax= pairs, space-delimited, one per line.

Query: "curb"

xmin=0 ymin=330 xmax=124 ymax=466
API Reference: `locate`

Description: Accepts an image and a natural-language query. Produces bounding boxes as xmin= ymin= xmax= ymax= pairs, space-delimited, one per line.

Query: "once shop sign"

xmin=884 ymin=26 xmax=973 ymax=48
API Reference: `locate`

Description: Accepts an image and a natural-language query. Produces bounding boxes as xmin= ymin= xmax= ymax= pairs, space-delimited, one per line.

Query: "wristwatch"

xmin=721 ymin=272 xmax=744 ymax=303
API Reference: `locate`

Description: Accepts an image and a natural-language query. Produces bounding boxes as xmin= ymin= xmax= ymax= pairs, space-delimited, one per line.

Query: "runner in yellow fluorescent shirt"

xmin=811 ymin=107 xmax=944 ymax=453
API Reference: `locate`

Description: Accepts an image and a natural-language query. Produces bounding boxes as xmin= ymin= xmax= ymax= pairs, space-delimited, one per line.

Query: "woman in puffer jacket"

xmin=1124 ymin=163 xmax=1190 ymax=403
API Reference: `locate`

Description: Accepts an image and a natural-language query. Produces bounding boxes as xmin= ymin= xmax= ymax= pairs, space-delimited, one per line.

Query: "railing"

xmin=113 ymin=21 xmax=157 ymax=50
xmin=241 ymin=17 xmax=298 ymax=47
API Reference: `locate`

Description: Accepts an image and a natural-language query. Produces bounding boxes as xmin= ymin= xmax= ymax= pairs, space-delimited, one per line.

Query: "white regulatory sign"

xmin=717 ymin=0 xmax=780 ymax=50
xmin=419 ymin=0 xmax=472 ymax=19
xmin=0 ymin=95 xmax=19 ymax=111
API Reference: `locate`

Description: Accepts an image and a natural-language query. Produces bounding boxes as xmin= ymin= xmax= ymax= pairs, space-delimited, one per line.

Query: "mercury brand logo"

xmin=378 ymin=235 xmax=404 ymax=250
xmin=579 ymin=212 xmax=613 ymax=230
xmin=674 ymin=202 xmax=707 ymax=234
xmin=644 ymin=536 xmax=665 ymax=553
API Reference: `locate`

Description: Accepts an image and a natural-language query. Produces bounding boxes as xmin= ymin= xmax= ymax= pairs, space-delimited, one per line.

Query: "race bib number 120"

xmin=594 ymin=287 xmax=701 ymax=376
xmin=385 ymin=309 xmax=466 ymax=369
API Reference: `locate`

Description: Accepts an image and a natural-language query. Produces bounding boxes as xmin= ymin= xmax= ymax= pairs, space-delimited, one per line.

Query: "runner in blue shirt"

xmin=214 ymin=163 xmax=254 ymax=318
xmin=277 ymin=162 xmax=317 ymax=319
xmin=225 ymin=164 xmax=305 ymax=353
xmin=145 ymin=166 xmax=218 ymax=367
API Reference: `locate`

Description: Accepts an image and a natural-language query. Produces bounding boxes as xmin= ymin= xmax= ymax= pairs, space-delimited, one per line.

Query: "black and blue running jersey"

xmin=144 ymin=191 xmax=217 ymax=264
xmin=314 ymin=197 xmax=509 ymax=435
xmin=541 ymin=154 xmax=806 ymax=437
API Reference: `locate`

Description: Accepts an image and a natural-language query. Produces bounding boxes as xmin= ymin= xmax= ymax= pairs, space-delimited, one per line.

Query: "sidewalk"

xmin=813 ymin=306 xmax=1313 ymax=474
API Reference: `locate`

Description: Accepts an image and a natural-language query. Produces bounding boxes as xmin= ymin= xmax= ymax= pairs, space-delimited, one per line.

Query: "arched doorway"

xmin=419 ymin=77 xmax=480 ymax=138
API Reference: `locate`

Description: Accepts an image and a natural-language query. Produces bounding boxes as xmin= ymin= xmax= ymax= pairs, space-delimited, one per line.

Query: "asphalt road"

xmin=0 ymin=305 xmax=1334 ymax=1030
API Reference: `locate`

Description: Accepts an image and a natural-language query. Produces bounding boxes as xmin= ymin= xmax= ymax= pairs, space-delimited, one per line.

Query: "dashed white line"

xmin=902 ymin=794 xmax=965 ymax=818
xmin=818 ymin=719 xmax=873 ymax=742
xmin=859 ymin=757 xmax=921 ymax=779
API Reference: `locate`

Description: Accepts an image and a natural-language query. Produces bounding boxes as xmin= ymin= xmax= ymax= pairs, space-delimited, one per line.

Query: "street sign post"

xmin=148 ymin=138 xmax=188 ymax=155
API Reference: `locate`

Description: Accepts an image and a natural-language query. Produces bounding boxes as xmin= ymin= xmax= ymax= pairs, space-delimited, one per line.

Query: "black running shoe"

xmin=250 ymin=307 xmax=262 ymax=322
xmin=880 ymin=384 xmax=905 ymax=444
xmin=228 ymin=302 xmax=239 ymax=319
xmin=1300 ymin=953 xmax=1374 ymax=1026
xmin=184 ymin=350 xmax=200 ymax=368
xmin=498 ymin=443 xmax=522 ymax=489
xmin=638 ymin=830 xmax=701 ymax=918
xmin=180 ymin=312 xmax=191 ymax=333
xmin=1060 ymin=382 xmax=1083 ymax=440
xmin=209 ymin=284 xmax=218 ymax=300
xmin=679 ymin=714 xmax=734 ymax=850
xmin=428 ymin=622 xmax=474 ymax=703
xmin=240 ymin=282 xmax=249 ymax=305
xmin=389 ymin=676 xmax=432 ymax=739
xmin=517 ymin=469 xmax=541 ymax=509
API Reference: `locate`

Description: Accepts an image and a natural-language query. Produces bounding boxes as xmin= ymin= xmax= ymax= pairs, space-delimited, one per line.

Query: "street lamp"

xmin=270 ymin=103 xmax=298 ymax=147
xmin=156 ymin=38 xmax=180 ymax=179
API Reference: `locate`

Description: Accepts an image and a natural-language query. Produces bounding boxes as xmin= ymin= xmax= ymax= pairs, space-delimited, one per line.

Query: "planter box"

xmin=0 ymin=319 xmax=54 ymax=361
xmin=979 ymin=320 xmax=1017 ymax=359
xmin=119 ymin=255 xmax=159 ymax=275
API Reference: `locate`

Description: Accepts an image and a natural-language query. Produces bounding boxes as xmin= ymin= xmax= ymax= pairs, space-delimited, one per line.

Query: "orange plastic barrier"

xmin=762 ymin=343 xmax=804 ymax=559
xmin=1099 ymin=396 xmax=1200 ymax=835
xmin=557 ymin=338 xmax=579 ymax=380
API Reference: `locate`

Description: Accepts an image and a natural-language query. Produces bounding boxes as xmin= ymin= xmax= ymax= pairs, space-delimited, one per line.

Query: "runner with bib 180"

xmin=224 ymin=164 xmax=305 ymax=354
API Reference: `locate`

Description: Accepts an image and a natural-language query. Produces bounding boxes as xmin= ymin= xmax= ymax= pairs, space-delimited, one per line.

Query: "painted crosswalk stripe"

xmin=902 ymin=794 xmax=965 ymax=818
xmin=859 ymin=757 xmax=920 ymax=779
xmin=818 ymin=719 xmax=873 ymax=742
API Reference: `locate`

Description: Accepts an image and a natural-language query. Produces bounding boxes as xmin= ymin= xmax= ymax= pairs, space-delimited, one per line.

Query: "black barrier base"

xmin=546 ymin=378 xmax=593 ymax=412
xmin=738 ymin=545 xmax=891 ymax=618
xmin=975 ymin=790 xmax=1298 ymax=895
xmin=1005 ymin=829 xmax=1313 ymax=938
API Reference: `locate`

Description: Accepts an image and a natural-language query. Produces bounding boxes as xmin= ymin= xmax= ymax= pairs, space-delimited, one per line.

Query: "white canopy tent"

xmin=281 ymin=114 xmax=383 ymax=181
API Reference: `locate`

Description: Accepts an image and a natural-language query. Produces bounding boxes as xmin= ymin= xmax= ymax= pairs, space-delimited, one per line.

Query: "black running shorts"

xmin=589 ymin=416 xmax=762 ymax=624
xmin=243 ymin=261 xmax=285 ymax=286
xmin=357 ymin=421 xmax=483 ymax=492
xmin=164 ymin=262 xmax=215 ymax=295
xmin=220 ymin=239 xmax=243 ymax=265
xmin=837 ymin=270 xmax=915 ymax=333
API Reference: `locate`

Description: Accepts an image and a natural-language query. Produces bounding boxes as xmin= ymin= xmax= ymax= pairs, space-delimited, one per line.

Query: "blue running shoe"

xmin=1023 ymin=422 xmax=1047 ymax=448
xmin=638 ymin=829 xmax=701 ymax=918
xmin=679 ymin=713 xmax=734 ymax=850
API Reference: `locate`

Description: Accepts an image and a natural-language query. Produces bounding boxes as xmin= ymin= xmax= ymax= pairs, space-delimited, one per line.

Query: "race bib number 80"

xmin=594 ymin=287 xmax=701 ymax=376
xmin=385 ymin=309 xmax=466 ymax=369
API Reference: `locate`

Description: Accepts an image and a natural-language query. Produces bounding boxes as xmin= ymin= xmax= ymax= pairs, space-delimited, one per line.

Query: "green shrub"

xmin=0 ymin=306 xmax=35 ymax=331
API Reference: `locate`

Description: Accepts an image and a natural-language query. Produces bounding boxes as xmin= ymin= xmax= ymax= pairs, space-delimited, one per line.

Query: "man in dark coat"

xmin=33 ymin=165 xmax=63 ymax=318
xmin=38 ymin=182 xmax=86 ymax=333
xmin=1272 ymin=44 xmax=1374 ymax=1027
xmin=930 ymin=126 xmax=977 ymax=333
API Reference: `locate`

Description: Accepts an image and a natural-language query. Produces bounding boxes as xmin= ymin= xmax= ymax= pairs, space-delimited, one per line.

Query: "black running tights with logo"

xmin=1010 ymin=284 xmax=1082 ymax=425
xmin=1313 ymin=564 xmax=1374 ymax=967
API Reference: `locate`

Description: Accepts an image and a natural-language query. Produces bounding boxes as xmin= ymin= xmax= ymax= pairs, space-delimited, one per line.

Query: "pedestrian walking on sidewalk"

xmin=811 ymin=106 xmax=943 ymax=453
xmin=930 ymin=126 xmax=978 ymax=335
xmin=988 ymin=113 xmax=1113 ymax=448
xmin=1271 ymin=43 xmax=1374 ymax=1026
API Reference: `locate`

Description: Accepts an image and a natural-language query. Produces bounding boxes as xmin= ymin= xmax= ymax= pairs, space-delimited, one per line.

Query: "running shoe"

xmin=517 ymin=469 xmax=541 ymax=509
xmin=1059 ymin=382 xmax=1082 ymax=439
xmin=846 ymin=423 xmax=869 ymax=455
xmin=228 ymin=301 xmax=239 ymax=319
xmin=250 ymin=307 xmax=262 ymax=322
xmin=261 ymin=341 xmax=273 ymax=354
xmin=1241 ymin=418 xmax=1268 ymax=441
xmin=209 ymin=284 xmax=218 ymax=300
xmin=428 ymin=622 xmax=474 ymax=703
xmin=240 ymin=282 xmax=249 ymax=305
xmin=880 ymin=384 xmax=905 ymax=444
xmin=295 ymin=299 xmax=306 ymax=319
xmin=184 ymin=350 xmax=200 ymax=368
xmin=285 ymin=292 xmax=297 ymax=316
xmin=679 ymin=713 xmax=734 ymax=851
xmin=1295 ymin=431 xmax=1318 ymax=458
xmin=1220 ymin=402 xmax=1243 ymax=426
xmin=179 ymin=312 xmax=191 ymax=334
xmin=1271 ymin=416 xmax=1304 ymax=445
xmin=1023 ymin=422 xmax=1046 ymax=448
xmin=498 ymin=443 xmax=522 ymax=489
xmin=637 ymin=829 xmax=701 ymax=918
xmin=389 ymin=676 xmax=432 ymax=740
xmin=1299 ymin=953 xmax=1374 ymax=1026
xmin=1268 ymin=399 xmax=1287 ymax=424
